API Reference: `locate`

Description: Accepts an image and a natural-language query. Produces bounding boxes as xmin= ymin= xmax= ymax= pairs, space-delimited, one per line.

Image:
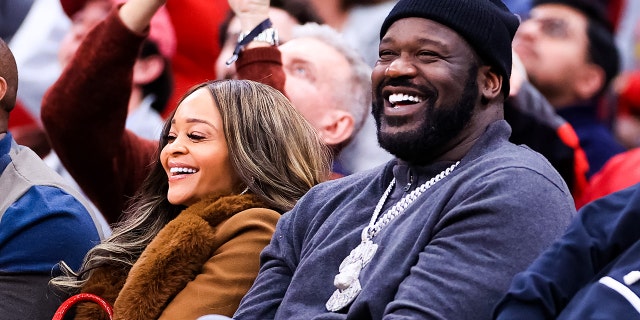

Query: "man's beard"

xmin=373 ymin=66 xmax=479 ymax=165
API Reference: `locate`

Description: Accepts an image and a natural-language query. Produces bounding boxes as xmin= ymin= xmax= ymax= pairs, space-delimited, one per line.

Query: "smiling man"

xmin=229 ymin=0 xmax=576 ymax=319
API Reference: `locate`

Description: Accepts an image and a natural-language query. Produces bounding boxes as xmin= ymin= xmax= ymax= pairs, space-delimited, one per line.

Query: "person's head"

xmin=279 ymin=23 xmax=372 ymax=154
xmin=157 ymin=79 xmax=330 ymax=212
xmin=52 ymin=79 xmax=331 ymax=289
xmin=514 ymin=0 xmax=620 ymax=107
xmin=58 ymin=0 xmax=176 ymax=113
xmin=372 ymin=0 xmax=519 ymax=165
xmin=215 ymin=0 xmax=323 ymax=80
xmin=0 ymin=38 xmax=18 ymax=132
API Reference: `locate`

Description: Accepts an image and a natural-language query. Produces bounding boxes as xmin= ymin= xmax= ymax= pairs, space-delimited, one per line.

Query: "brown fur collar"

xmin=74 ymin=193 xmax=267 ymax=320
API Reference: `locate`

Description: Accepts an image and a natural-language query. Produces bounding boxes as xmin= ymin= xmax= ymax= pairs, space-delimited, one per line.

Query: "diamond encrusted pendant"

xmin=325 ymin=161 xmax=460 ymax=313
xmin=325 ymin=240 xmax=378 ymax=311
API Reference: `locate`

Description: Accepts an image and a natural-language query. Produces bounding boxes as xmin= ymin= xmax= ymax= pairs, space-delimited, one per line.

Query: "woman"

xmin=52 ymin=79 xmax=331 ymax=319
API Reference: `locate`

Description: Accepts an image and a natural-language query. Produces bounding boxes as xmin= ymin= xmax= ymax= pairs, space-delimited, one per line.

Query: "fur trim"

xmin=75 ymin=194 xmax=267 ymax=320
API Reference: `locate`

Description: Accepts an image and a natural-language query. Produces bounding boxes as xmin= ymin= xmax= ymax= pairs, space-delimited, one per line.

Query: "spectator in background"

xmin=41 ymin=0 xmax=174 ymax=232
xmin=215 ymin=0 xmax=322 ymax=81
xmin=514 ymin=0 xmax=625 ymax=178
xmin=506 ymin=52 xmax=590 ymax=201
xmin=0 ymin=38 xmax=104 ymax=320
xmin=216 ymin=0 xmax=391 ymax=175
xmin=307 ymin=0 xmax=396 ymax=173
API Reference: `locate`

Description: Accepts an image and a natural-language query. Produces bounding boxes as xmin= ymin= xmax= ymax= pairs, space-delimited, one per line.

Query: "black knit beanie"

xmin=380 ymin=0 xmax=520 ymax=96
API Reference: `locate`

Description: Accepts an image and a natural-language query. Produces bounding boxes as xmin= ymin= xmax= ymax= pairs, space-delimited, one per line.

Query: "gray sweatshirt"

xmin=235 ymin=120 xmax=576 ymax=320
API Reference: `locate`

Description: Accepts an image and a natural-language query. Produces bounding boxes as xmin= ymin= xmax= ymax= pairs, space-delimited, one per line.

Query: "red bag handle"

xmin=52 ymin=293 xmax=114 ymax=320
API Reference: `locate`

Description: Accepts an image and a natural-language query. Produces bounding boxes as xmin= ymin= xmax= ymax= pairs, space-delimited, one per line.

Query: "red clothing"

xmin=41 ymin=8 xmax=286 ymax=222
xmin=41 ymin=10 xmax=155 ymax=222
xmin=576 ymin=148 xmax=640 ymax=209
xmin=164 ymin=0 xmax=229 ymax=117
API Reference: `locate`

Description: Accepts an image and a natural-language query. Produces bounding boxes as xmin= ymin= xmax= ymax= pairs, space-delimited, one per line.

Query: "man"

xmin=514 ymin=0 xmax=625 ymax=177
xmin=0 ymin=38 xmax=104 ymax=320
xmin=494 ymin=183 xmax=640 ymax=319
xmin=219 ymin=0 xmax=392 ymax=174
xmin=230 ymin=0 xmax=575 ymax=318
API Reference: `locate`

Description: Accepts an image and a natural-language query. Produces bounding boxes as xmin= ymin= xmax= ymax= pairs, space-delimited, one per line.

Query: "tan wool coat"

xmin=72 ymin=193 xmax=280 ymax=320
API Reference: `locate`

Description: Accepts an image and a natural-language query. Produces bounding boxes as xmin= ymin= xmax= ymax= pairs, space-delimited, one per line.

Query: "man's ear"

xmin=0 ymin=77 xmax=7 ymax=102
xmin=132 ymin=54 xmax=165 ymax=86
xmin=317 ymin=110 xmax=355 ymax=147
xmin=479 ymin=66 xmax=502 ymax=103
xmin=574 ymin=63 xmax=605 ymax=100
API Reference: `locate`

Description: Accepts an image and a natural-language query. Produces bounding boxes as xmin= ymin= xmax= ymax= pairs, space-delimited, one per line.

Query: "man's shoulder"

xmin=481 ymin=136 xmax=561 ymax=172
xmin=465 ymin=138 xmax=570 ymax=193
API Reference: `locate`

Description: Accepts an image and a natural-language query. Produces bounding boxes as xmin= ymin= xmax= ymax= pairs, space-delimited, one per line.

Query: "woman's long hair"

xmin=52 ymin=79 xmax=331 ymax=291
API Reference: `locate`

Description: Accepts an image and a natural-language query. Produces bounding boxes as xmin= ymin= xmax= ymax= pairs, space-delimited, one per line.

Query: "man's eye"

xmin=540 ymin=19 xmax=568 ymax=38
xmin=289 ymin=62 xmax=314 ymax=81
xmin=294 ymin=66 xmax=308 ymax=76
xmin=379 ymin=50 xmax=395 ymax=58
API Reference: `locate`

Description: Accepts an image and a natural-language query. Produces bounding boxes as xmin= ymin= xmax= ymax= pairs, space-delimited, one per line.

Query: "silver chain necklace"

xmin=326 ymin=161 xmax=460 ymax=312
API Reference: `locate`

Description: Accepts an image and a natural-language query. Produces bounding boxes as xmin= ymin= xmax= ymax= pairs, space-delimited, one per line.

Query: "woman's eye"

xmin=165 ymin=134 xmax=177 ymax=142
xmin=187 ymin=133 xmax=205 ymax=141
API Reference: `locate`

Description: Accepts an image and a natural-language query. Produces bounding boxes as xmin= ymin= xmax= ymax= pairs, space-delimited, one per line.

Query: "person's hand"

xmin=228 ymin=0 xmax=270 ymax=33
xmin=119 ymin=0 xmax=167 ymax=33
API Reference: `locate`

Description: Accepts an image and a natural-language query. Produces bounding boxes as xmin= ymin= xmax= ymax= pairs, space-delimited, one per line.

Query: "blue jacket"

xmin=0 ymin=132 xmax=103 ymax=319
xmin=494 ymin=183 xmax=640 ymax=319
xmin=557 ymin=103 xmax=625 ymax=178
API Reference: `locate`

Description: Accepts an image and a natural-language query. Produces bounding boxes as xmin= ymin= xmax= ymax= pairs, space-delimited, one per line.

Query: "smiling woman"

xmin=51 ymin=79 xmax=331 ymax=320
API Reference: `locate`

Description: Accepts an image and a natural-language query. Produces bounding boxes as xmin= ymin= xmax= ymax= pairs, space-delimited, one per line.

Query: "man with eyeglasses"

xmin=513 ymin=0 xmax=625 ymax=178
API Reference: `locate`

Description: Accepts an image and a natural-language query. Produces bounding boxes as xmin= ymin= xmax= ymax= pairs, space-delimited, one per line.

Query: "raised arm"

xmin=230 ymin=0 xmax=286 ymax=93
xmin=40 ymin=0 xmax=164 ymax=222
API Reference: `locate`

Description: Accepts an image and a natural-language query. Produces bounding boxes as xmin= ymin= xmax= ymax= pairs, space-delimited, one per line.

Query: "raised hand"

xmin=119 ymin=0 xmax=167 ymax=33
xmin=228 ymin=0 xmax=270 ymax=33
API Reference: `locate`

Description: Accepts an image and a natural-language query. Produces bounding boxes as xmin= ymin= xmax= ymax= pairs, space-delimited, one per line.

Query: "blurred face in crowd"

xmin=160 ymin=88 xmax=240 ymax=206
xmin=278 ymin=37 xmax=352 ymax=143
xmin=58 ymin=0 xmax=111 ymax=68
xmin=371 ymin=18 xmax=481 ymax=164
xmin=513 ymin=4 xmax=591 ymax=105
xmin=215 ymin=8 xmax=299 ymax=80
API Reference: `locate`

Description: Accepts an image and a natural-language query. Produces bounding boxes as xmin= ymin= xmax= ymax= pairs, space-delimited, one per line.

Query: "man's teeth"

xmin=388 ymin=93 xmax=422 ymax=104
xmin=170 ymin=167 xmax=197 ymax=174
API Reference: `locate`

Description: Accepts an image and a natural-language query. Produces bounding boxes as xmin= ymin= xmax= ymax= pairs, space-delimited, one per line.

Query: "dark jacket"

xmin=494 ymin=183 xmax=640 ymax=319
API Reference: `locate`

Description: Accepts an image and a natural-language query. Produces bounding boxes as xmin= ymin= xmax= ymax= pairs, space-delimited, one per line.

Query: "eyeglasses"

xmin=527 ymin=17 xmax=570 ymax=39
